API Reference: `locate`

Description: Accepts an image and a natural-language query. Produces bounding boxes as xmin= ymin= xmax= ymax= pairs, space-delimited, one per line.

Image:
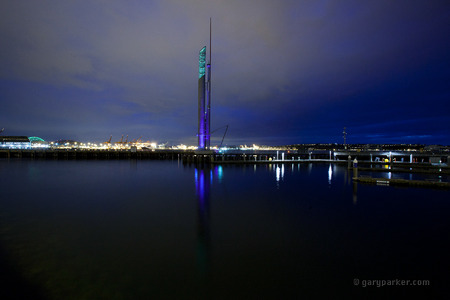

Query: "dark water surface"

xmin=0 ymin=159 xmax=449 ymax=299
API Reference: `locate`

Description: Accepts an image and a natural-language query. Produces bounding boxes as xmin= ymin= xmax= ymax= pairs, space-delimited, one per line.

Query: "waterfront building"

xmin=29 ymin=136 xmax=50 ymax=148
xmin=0 ymin=136 xmax=31 ymax=149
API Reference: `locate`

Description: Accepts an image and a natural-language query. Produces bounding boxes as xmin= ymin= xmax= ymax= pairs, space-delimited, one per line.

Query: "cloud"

xmin=0 ymin=0 xmax=449 ymax=144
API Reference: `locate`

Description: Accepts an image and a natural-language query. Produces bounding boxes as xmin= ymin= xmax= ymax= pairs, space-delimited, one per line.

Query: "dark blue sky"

xmin=1 ymin=0 xmax=449 ymax=145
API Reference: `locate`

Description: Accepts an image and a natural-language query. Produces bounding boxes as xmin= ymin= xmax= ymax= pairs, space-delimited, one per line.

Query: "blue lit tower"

xmin=198 ymin=46 xmax=206 ymax=149
xmin=206 ymin=19 xmax=211 ymax=150
xmin=198 ymin=19 xmax=212 ymax=150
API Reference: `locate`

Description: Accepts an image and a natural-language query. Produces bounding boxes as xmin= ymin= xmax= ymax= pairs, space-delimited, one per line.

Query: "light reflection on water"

xmin=275 ymin=164 xmax=285 ymax=185
xmin=0 ymin=160 xmax=449 ymax=299
xmin=328 ymin=164 xmax=333 ymax=185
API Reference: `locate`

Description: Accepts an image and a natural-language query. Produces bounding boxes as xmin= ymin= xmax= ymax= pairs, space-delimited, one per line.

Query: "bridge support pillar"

xmin=353 ymin=158 xmax=358 ymax=178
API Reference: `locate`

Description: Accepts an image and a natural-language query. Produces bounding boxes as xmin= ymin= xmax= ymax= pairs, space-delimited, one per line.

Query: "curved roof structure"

xmin=28 ymin=136 xmax=45 ymax=142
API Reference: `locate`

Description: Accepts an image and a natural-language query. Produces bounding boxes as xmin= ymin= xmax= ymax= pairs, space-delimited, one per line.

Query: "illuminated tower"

xmin=198 ymin=46 xmax=206 ymax=149
xmin=198 ymin=19 xmax=212 ymax=150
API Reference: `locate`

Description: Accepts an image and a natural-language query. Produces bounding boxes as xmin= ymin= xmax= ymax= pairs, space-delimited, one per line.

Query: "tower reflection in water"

xmin=352 ymin=181 xmax=358 ymax=204
xmin=194 ymin=166 xmax=212 ymax=282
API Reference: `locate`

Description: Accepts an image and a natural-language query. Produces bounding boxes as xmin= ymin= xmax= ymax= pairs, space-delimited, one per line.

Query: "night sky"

xmin=1 ymin=1 xmax=449 ymax=146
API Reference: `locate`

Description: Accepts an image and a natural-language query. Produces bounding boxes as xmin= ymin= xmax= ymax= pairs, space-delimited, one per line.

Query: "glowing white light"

xmin=276 ymin=165 xmax=280 ymax=182
xmin=328 ymin=164 xmax=332 ymax=184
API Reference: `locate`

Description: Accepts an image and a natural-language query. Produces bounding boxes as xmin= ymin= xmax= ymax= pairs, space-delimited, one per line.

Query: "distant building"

xmin=29 ymin=136 xmax=49 ymax=148
xmin=0 ymin=136 xmax=31 ymax=149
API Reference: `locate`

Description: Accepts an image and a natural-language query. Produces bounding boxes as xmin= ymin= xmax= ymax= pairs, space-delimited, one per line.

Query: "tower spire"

xmin=205 ymin=18 xmax=212 ymax=150
xmin=209 ymin=18 xmax=211 ymax=64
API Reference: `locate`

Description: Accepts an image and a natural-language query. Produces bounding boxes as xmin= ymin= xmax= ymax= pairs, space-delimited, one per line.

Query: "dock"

xmin=0 ymin=149 xmax=185 ymax=160
xmin=353 ymin=176 xmax=450 ymax=189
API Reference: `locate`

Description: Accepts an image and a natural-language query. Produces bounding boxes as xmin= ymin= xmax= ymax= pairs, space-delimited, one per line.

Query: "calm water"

xmin=0 ymin=159 xmax=449 ymax=299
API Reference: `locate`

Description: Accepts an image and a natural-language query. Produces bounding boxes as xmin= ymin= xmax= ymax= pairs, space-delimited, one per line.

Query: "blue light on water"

xmin=217 ymin=166 xmax=223 ymax=181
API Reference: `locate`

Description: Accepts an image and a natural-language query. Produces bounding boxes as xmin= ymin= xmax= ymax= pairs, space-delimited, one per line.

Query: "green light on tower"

xmin=199 ymin=46 xmax=206 ymax=78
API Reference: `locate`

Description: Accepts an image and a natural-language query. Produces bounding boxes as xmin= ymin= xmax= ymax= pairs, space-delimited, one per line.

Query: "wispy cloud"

xmin=0 ymin=1 xmax=448 ymax=144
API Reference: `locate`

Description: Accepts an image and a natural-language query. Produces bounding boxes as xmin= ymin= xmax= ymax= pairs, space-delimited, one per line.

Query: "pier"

xmin=1 ymin=148 xmax=448 ymax=166
xmin=353 ymin=176 xmax=450 ymax=189
xmin=0 ymin=149 xmax=184 ymax=160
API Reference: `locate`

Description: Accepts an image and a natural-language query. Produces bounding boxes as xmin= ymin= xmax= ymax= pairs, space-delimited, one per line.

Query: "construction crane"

xmin=211 ymin=125 xmax=229 ymax=148
xmin=103 ymin=135 xmax=112 ymax=144
xmin=0 ymin=128 xmax=4 ymax=134
xmin=131 ymin=136 xmax=142 ymax=144
xmin=117 ymin=135 xmax=124 ymax=144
